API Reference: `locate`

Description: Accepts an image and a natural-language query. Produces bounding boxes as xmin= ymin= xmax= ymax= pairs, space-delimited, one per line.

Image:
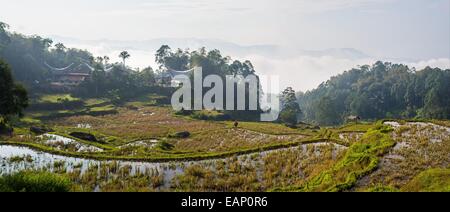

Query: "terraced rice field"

xmin=1 ymin=101 xmax=449 ymax=192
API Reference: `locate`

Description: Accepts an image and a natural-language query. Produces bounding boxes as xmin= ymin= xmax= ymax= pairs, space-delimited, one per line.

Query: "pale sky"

xmin=1 ymin=0 xmax=449 ymax=91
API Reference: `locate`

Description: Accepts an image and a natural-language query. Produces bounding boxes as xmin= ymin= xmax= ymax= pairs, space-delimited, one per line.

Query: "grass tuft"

xmin=0 ymin=171 xmax=72 ymax=192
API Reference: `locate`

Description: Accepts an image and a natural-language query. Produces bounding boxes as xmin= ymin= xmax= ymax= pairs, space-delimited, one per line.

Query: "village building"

xmin=45 ymin=62 xmax=93 ymax=91
xmin=155 ymin=68 xmax=196 ymax=87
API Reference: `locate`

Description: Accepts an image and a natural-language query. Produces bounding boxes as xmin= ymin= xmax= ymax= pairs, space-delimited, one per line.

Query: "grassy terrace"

xmin=2 ymin=99 xmax=416 ymax=163
xmin=226 ymin=121 xmax=317 ymax=136
xmin=25 ymin=94 xmax=117 ymax=121
xmin=37 ymin=94 xmax=80 ymax=103
xmin=274 ymin=125 xmax=396 ymax=192
xmin=273 ymin=120 xmax=450 ymax=192
xmin=0 ymin=137 xmax=337 ymax=163
xmin=3 ymin=93 xmax=449 ymax=192
xmin=353 ymin=119 xmax=450 ymax=191
xmin=401 ymin=168 xmax=450 ymax=192
xmin=0 ymin=92 xmax=364 ymax=162
xmin=3 ymin=119 xmax=448 ymax=192
xmin=332 ymin=122 xmax=376 ymax=133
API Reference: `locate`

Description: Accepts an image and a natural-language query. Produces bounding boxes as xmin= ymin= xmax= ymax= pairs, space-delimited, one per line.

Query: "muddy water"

xmin=0 ymin=145 xmax=183 ymax=180
xmin=118 ymin=140 xmax=159 ymax=149
xmin=39 ymin=134 xmax=104 ymax=153
xmin=384 ymin=121 xmax=401 ymax=128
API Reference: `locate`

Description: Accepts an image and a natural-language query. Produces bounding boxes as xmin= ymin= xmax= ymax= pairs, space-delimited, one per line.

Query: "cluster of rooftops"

xmin=45 ymin=61 xmax=195 ymax=90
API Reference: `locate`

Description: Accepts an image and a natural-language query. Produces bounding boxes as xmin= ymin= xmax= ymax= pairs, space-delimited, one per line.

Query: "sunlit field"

xmin=1 ymin=0 xmax=449 ymax=196
xmin=1 ymin=93 xmax=449 ymax=192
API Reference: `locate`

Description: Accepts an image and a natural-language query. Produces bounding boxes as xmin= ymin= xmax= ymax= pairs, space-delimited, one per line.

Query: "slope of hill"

xmin=297 ymin=61 xmax=450 ymax=125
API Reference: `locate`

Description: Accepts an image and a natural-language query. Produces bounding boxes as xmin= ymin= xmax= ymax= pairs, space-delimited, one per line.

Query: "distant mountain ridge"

xmin=50 ymin=35 xmax=371 ymax=60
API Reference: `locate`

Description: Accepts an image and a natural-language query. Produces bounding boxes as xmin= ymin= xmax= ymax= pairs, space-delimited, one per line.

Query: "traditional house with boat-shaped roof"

xmin=45 ymin=62 xmax=93 ymax=91
xmin=155 ymin=68 xmax=196 ymax=87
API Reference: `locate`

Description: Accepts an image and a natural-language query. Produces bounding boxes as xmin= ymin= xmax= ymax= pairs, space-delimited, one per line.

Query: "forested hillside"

xmin=0 ymin=22 xmax=263 ymax=120
xmin=0 ymin=23 xmax=94 ymax=87
xmin=298 ymin=61 xmax=450 ymax=125
xmin=1 ymin=22 xmax=449 ymax=125
xmin=0 ymin=23 xmax=258 ymax=99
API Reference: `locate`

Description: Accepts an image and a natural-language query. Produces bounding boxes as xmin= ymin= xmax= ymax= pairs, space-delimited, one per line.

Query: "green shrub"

xmin=402 ymin=169 xmax=450 ymax=192
xmin=191 ymin=110 xmax=230 ymax=121
xmin=0 ymin=171 xmax=72 ymax=192
xmin=279 ymin=109 xmax=298 ymax=127
xmin=156 ymin=140 xmax=174 ymax=151
xmin=0 ymin=121 xmax=13 ymax=136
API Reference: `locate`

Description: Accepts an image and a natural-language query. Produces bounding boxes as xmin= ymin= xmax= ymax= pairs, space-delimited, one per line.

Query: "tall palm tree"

xmin=103 ymin=56 xmax=110 ymax=65
xmin=42 ymin=38 xmax=53 ymax=49
xmin=54 ymin=43 xmax=66 ymax=53
xmin=96 ymin=56 xmax=104 ymax=64
xmin=119 ymin=51 xmax=130 ymax=67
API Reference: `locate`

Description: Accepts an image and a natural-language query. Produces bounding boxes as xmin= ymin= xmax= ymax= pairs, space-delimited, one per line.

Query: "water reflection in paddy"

xmin=0 ymin=142 xmax=347 ymax=190
xmin=0 ymin=145 xmax=184 ymax=183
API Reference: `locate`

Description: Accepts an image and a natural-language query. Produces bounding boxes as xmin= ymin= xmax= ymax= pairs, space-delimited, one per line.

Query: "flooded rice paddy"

xmin=0 ymin=140 xmax=347 ymax=191
xmin=39 ymin=134 xmax=104 ymax=153
xmin=354 ymin=121 xmax=450 ymax=190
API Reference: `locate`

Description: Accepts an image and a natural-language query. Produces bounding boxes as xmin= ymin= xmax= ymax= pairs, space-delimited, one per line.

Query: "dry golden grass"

xmin=51 ymin=106 xmax=224 ymax=140
xmin=173 ymin=128 xmax=308 ymax=153
xmin=229 ymin=121 xmax=314 ymax=135
xmin=171 ymin=144 xmax=346 ymax=192
xmin=42 ymin=105 xmax=322 ymax=154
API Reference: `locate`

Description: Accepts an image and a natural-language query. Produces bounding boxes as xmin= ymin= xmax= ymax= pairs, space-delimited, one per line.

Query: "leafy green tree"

xmin=107 ymin=89 xmax=121 ymax=105
xmin=279 ymin=87 xmax=302 ymax=126
xmin=42 ymin=38 xmax=53 ymax=49
xmin=298 ymin=61 xmax=450 ymax=125
xmin=314 ymin=96 xmax=341 ymax=125
xmin=138 ymin=67 xmax=156 ymax=87
xmin=0 ymin=59 xmax=28 ymax=130
xmin=279 ymin=110 xmax=298 ymax=127
xmin=156 ymin=46 xmax=189 ymax=70
xmin=155 ymin=45 xmax=172 ymax=69
xmin=154 ymin=45 xmax=262 ymax=120
xmin=0 ymin=22 xmax=10 ymax=49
